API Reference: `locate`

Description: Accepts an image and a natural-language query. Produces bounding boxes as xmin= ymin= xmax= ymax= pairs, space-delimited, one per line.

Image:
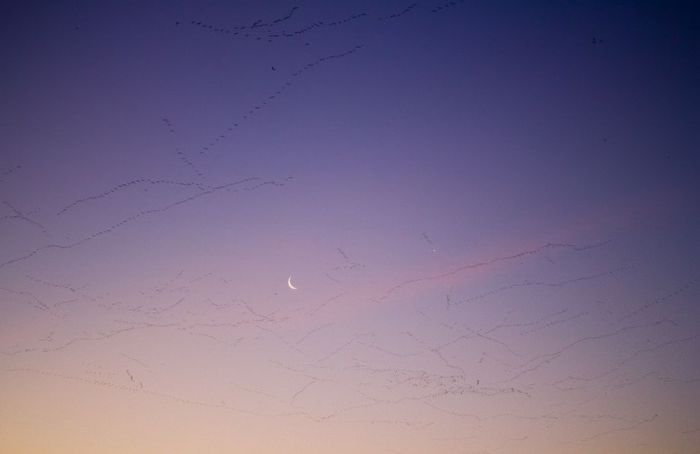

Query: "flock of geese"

xmin=1 ymin=1 xmax=697 ymax=451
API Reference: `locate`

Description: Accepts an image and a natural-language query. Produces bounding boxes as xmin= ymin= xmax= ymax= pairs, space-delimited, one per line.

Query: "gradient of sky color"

xmin=1 ymin=1 xmax=698 ymax=453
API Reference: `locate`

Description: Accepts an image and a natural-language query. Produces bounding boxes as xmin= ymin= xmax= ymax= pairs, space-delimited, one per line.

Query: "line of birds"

xmin=187 ymin=44 xmax=364 ymax=160
xmin=178 ymin=6 xmax=300 ymax=32
xmin=431 ymin=0 xmax=466 ymax=14
xmin=379 ymin=2 xmax=419 ymax=21
xmin=186 ymin=11 xmax=368 ymax=43
xmin=0 ymin=164 xmax=22 ymax=181
xmin=0 ymin=176 xmax=291 ymax=271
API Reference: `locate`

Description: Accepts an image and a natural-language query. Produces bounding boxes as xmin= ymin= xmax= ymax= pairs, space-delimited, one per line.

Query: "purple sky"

xmin=1 ymin=1 xmax=698 ymax=452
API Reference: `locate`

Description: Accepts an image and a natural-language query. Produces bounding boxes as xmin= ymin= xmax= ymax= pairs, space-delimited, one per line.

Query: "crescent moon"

xmin=287 ymin=275 xmax=298 ymax=290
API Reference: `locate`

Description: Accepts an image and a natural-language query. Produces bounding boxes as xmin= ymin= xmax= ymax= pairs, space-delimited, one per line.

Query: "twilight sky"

xmin=1 ymin=1 xmax=699 ymax=453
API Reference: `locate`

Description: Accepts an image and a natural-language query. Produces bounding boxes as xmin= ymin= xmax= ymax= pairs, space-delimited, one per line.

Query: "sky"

xmin=1 ymin=1 xmax=698 ymax=453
